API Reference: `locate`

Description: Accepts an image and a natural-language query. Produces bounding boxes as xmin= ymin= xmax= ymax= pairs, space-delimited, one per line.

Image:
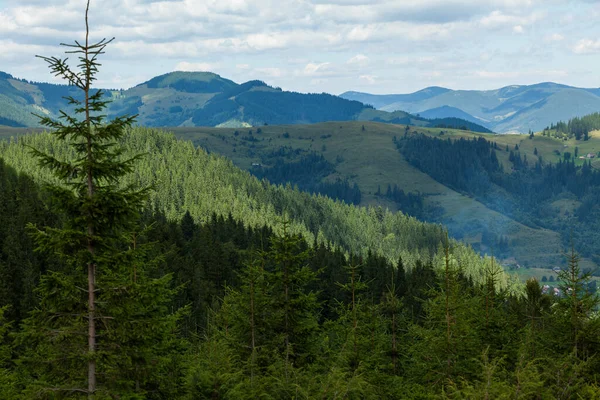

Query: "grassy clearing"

xmin=510 ymin=265 xmax=600 ymax=286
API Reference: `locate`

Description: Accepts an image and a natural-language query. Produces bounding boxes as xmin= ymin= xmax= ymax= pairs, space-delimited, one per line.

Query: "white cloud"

xmin=359 ymin=74 xmax=376 ymax=84
xmin=175 ymin=61 xmax=218 ymax=72
xmin=347 ymin=54 xmax=369 ymax=67
xmin=0 ymin=0 xmax=598 ymax=92
xmin=302 ymin=62 xmax=331 ymax=76
xmin=572 ymin=38 xmax=600 ymax=54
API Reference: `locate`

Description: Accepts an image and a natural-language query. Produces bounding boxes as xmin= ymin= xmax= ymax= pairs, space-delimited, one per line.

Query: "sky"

xmin=1 ymin=0 xmax=600 ymax=94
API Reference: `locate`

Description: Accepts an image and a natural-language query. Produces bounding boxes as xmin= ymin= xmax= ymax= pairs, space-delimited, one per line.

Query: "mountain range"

xmin=0 ymin=70 xmax=483 ymax=133
xmin=3 ymin=70 xmax=600 ymax=134
xmin=341 ymin=83 xmax=600 ymax=133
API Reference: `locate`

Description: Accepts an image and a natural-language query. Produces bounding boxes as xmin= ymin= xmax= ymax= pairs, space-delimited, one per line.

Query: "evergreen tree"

xmin=16 ymin=2 xmax=185 ymax=397
xmin=521 ymin=278 xmax=551 ymax=360
xmin=267 ymin=220 xmax=320 ymax=372
xmin=0 ymin=307 xmax=17 ymax=398
xmin=407 ymin=242 xmax=482 ymax=389
xmin=554 ymin=247 xmax=600 ymax=360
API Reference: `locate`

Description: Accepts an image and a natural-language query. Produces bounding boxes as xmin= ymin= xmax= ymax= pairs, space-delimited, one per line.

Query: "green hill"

xmin=5 ymin=121 xmax=599 ymax=275
xmin=0 ymin=127 xmax=518 ymax=290
xmin=128 ymin=122 xmax=572 ymax=273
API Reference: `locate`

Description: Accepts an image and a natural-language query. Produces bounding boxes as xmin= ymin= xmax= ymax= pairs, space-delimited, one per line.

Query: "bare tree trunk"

xmin=84 ymin=1 xmax=96 ymax=396
xmin=391 ymin=307 xmax=397 ymax=374
xmin=444 ymin=236 xmax=452 ymax=379
xmin=352 ymin=265 xmax=358 ymax=363
xmin=249 ymin=266 xmax=256 ymax=386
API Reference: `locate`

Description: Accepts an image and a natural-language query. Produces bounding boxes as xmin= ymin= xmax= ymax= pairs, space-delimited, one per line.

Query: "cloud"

xmin=175 ymin=61 xmax=219 ymax=72
xmin=302 ymin=62 xmax=331 ymax=76
xmin=572 ymin=38 xmax=600 ymax=54
xmin=0 ymin=0 xmax=598 ymax=92
xmin=478 ymin=10 xmax=545 ymax=30
xmin=347 ymin=54 xmax=369 ymax=67
xmin=359 ymin=74 xmax=376 ymax=84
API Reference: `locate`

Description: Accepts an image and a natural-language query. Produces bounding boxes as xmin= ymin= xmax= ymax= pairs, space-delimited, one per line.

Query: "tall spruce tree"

xmin=554 ymin=247 xmax=600 ymax=360
xmin=15 ymin=1 xmax=185 ymax=398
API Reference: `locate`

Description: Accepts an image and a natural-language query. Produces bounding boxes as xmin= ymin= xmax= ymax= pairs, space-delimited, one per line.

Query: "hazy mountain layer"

xmin=341 ymin=82 xmax=600 ymax=133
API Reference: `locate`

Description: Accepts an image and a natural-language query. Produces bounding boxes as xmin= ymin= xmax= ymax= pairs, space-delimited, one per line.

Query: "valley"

xmin=103 ymin=122 xmax=600 ymax=274
xmin=3 ymin=120 xmax=599 ymax=279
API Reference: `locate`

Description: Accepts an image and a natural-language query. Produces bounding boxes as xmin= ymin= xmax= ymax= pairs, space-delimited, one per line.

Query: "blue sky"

xmin=1 ymin=0 xmax=599 ymax=94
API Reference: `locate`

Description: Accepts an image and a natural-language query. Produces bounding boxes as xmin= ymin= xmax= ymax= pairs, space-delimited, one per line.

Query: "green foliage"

xmin=546 ymin=112 xmax=600 ymax=140
xmin=0 ymin=307 xmax=17 ymax=398
xmin=0 ymin=159 xmax=56 ymax=323
xmin=1 ymin=163 xmax=600 ymax=397
xmin=397 ymin=132 xmax=600 ymax=260
xmin=0 ymin=127 xmax=464 ymax=274
xmin=552 ymin=248 xmax=600 ymax=359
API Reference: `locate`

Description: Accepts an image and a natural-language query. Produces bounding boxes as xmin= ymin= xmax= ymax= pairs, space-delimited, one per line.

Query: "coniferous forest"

xmin=396 ymin=133 xmax=600 ymax=260
xmin=1 ymin=2 xmax=600 ymax=399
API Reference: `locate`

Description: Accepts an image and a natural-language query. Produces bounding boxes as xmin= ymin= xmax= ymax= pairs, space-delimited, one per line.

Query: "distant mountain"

xmin=417 ymin=106 xmax=481 ymax=124
xmin=0 ymin=71 xmax=489 ymax=132
xmin=341 ymin=86 xmax=451 ymax=109
xmin=340 ymin=82 xmax=600 ymax=133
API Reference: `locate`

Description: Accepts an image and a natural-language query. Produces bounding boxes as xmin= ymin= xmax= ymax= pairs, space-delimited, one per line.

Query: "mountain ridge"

xmin=0 ymin=70 xmax=491 ymax=132
xmin=340 ymin=82 xmax=600 ymax=133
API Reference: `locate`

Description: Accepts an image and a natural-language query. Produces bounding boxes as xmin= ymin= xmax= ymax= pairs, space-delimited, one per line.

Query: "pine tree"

xmin=16 ymin=1 xmax=186 ymax=397
xmin=267 ymin=220 xmax=320 ymax=372
xmin=522 ymin=278 xmax=551 ymax=360
xmin=0 ymin=307 xmax=17 ymax=398
xmin=554 ymin=247 xmax=600 ymax=359
xmin=407 ymin=241 xmax=482 ymax=389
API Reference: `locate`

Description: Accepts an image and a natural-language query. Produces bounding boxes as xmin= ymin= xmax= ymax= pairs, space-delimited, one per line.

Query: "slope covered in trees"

xmin=396 ymin=133 xmax=600 ymax=262
xmin=1 ymin=128 xmax=516 ymax=289
xmin=1 ymin=156 xmax=600 ymax=398
xmin=0 ymin=69 xmax=492 ymax=132
xmin=1 ymin=161 xmax=599 ymax=396
xmin=544 ymin=112 xmax=600 ymax=140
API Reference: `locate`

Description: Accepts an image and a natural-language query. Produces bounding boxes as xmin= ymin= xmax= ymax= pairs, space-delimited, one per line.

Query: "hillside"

xmin=417 ymin=105 xmax=481 ymax=124
xmin=0 ymin=70 xmax=489 ymax=132
xmin=341 ymin=82 xmax=600 ymax=133
xmin=4 ymin=129 xmax=599 ymax=400
xmin=112 ymin=122 xmax=575 ymax=273
xmin=0 ymin=127 xmax=516 ymax=289
xmin=4 ymin=122 xmax=599 ymax=275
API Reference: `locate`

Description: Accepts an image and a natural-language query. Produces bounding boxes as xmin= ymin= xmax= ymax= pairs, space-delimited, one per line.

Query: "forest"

xmin=544 ymin=112 xmax=600 ymax=140
xmin=2 ymin=150 xmax=600 ymax=398
xmin=396 ymin=133 xmax=600 ymax=262
xmin=249 ymin=149 xmax=362 ymax=205
xmin=191 ymin=83 xmax=371 ymax=127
